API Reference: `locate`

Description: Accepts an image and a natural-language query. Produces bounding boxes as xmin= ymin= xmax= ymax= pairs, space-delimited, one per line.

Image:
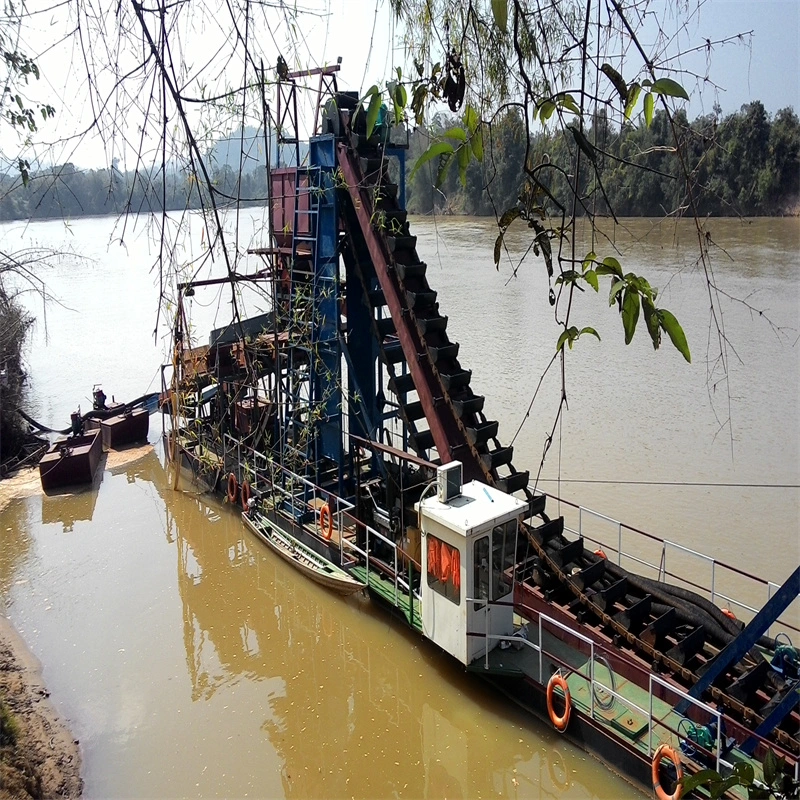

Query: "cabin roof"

xmin=418 ymin=480 xmax=527 ymax=536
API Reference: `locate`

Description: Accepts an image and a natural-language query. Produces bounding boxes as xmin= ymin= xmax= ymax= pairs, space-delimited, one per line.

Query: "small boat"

xmin=242 ymin=510 xmax=367 ymax=596
xmin=38 ymin=429 xmax=102 ymax=491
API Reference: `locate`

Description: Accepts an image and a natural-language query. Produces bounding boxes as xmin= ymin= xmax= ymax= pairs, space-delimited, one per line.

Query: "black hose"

xmin=16 ymin=393 xmax=159 ymax=439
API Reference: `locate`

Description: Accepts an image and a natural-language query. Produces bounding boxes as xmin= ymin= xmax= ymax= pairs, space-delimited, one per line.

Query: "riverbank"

xmin=0 ymin=612 xmax=82 ymax=799
xmin=0 ymin=466 xmax=84 ymax=799
xmin=0 ymin=444 xmax=155 ymax=798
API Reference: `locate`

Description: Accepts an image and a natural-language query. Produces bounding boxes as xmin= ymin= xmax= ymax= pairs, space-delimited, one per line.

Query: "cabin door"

xmin=469 ymin=535 xmax=491 ymax=660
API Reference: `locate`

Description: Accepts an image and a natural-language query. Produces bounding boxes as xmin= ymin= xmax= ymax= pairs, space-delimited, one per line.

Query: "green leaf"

xmin=568 ymin=125 xmax=597 ymax=163
xmin=435 ymin=152 xmax=453 ymax=187
xmin=498 ymin=207 xmax=521 ymax=229
xmin=391 ymin=81 xmax=407 ymax=124
xmin=470 ymin=125 xmax=484 ymax=162
xmin=608 ymin=278 xmax=625 ymax=306
xmin=624 ymin=82 xmax=641 ymax=120
xmin=442 ymin=126 xmax=467 ymax=142
xmin=366 ymin=87 xmax=382 ymax=138
xmin=457 ymin=143 xmax=469 ymax=187
xmin=464 ymin=104 xmax=479 ymax=134
xmin=657 ymin=309 xmax=691 ymax=362
xmin=578 ymin=326 xmax=600 ymax=341
xmin=582 ymin=251 xmax=596 ymax=271
xmin=679 ymin=769 xmax=723 ymax=794
xmin=556 ymin=329 xmax=571 ymax=352
xmin=732 ymin=762 xmax=754 ymax=786
xmin=600 ymin=63 xmax=628 ymax=104
xmin=602 ymin=256 xmax=623 ymax=278
xmin=464 ymin=105 xmax=484 ymax=161
xmin=622 ymin=288 xmax=640 ymax=344
xmin=651 ymin=77 xmax=689 ymax=101
xmin=491 ymin=0 xmax=508 ymax=33
xmin=539 ymin=100 xmax=556 ymax=122
xmin=763 ymin=748 xmax=778 ymax=786
xmin=555 ymin=270 xmax=580 ymax=286
xmin=644 ymin=92 xmax=654 ymax=127
xmin=409 ymin=141 xmax=455 ymax=180
xmin=583 ymin=269 xmax=598 ymax=292
xmin=642 ymin=296 xmax=661 ymax=349
xmin=557 ymin=93 xmax=581 ymax=115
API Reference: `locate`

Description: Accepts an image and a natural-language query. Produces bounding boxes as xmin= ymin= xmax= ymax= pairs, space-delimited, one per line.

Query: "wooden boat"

xmin=242 ymin=510 xmax=367 ymax=596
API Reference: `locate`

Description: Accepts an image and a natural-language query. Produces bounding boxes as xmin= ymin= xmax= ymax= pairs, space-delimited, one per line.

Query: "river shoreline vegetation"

xmin=407 ymin=102 xmax=800 ymax=218
xmin=0 ymin=103 xmax=796 ymax=223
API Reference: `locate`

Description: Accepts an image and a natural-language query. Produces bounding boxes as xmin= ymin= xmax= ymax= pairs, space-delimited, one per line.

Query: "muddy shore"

xmin=0 ymin=445 xmax=154 ymax=799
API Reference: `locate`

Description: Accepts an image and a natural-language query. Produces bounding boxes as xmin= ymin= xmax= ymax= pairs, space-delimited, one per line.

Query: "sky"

xmin=3 ymin=0 xmax=798 ymax=169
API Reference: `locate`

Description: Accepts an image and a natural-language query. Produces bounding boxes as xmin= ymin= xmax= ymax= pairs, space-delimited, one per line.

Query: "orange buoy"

xmin=227 ymin=472 xmax=238 ymax=504
xmin=546 ymin=673 xmax=572 ymax=733
xmin=722 ymin=608 xmax=737 ymax=621
xmin=319 ymin=503 xmax=333 ymax=541
xmin=241 ymin=480 xmax=251 ymax=512
xmin=594 ymin=548 xmax=607 ymax=560
xmin=651 ymin=744 xmax=684 ymax=800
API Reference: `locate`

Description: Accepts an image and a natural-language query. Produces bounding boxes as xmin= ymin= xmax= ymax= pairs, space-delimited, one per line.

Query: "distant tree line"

xmin=0 ymin=102 xmax=795 ymax=223
xmin=406 ymin=101 xmax=800 ymax=218
xmin=0 ymin=160 xmax=269 ymax=221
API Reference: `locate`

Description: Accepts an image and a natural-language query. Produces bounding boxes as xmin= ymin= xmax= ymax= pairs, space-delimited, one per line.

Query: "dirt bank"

xmin=0 ymin=616 xmax=82 ymax=799
xmin=0 ymin=443 xmax=155 ymax=798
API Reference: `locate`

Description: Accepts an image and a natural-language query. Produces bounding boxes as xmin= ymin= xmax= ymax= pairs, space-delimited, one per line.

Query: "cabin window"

xmin=474 ymin=536 xmax=490 ymax=610
xmin=491 ymin=520 xmax=517 ymax=600
xmin=427 ymin=534 xmax=461 ymax=604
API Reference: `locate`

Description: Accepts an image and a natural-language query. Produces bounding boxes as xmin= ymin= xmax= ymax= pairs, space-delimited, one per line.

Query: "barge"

xmin=160 ymin=64 xmax=799 ymax=798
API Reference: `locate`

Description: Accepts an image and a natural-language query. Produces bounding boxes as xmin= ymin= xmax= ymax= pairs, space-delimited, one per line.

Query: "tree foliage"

xmin=407 ymin=102 xmax=799 ymax=218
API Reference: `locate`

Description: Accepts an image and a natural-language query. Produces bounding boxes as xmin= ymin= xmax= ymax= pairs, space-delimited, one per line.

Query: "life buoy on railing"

xmin=319 ymin=503 xmax=333 ymax=541
xmin=546 ymin=672 xmax=572 ymax=733
xmin=241 ymin=480 xmax=251 ymax=512
xmin=227 ymin=473 xmax=238 ymax=504
xmin=651 ymin=744 xmax=684 ymax=800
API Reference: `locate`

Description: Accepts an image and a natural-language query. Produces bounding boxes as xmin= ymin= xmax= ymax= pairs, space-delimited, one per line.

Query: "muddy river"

xmin=0 ymin=213 xmax=797 ymax=798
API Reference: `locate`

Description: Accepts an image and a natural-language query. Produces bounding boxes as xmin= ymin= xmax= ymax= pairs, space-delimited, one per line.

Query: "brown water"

xmin=0 ymin=213 xmax=797 ymax=798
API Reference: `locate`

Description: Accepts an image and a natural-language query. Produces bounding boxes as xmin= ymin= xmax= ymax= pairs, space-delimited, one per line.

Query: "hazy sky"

xmin=309 ymin=0 xmax=800 ymax=116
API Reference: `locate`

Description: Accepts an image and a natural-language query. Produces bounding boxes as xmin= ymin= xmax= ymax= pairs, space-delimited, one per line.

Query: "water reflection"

xmin=41 ymin=484 xmax=101 ymax=532
xmin=147 ymin=453 xmax=635 ymax=799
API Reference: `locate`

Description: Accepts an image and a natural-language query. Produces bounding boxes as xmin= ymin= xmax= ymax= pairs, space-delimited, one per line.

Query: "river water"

xmin=0 ymin=212 xmax=797 ymax=798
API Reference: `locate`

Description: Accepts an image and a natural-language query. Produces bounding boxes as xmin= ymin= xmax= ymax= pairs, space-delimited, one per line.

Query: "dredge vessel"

xmin=161 ymin=64 xmax=800 ymax=798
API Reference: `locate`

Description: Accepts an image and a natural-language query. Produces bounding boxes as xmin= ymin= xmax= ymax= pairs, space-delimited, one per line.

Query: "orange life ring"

xmin=546 ymin=673 xmax=572 ymax=733
xmin=241 ymin=480 xmax=251 ymax=511
xmin=652 ymin=744 xmax=684 ymax=800
xmin=227 ymin=472 xmax=238 ymax=504
xmin=594 ymin=548 xmax=607 ymax=560
xmin=722 ymin=608 xmax=737 ymax=620
xmin=319 ymin=503 xmax=333 ymax=541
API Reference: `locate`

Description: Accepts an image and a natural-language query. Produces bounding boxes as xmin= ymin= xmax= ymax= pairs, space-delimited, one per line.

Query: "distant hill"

xmin=209 ymin=126 xmax=308 ymax=173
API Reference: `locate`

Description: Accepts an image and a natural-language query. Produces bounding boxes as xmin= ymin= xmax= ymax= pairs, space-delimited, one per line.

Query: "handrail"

xmin=468 ymin=601 xmax=798 ymax=771
xmin=542 ymin=490 xmax=799 ymax=634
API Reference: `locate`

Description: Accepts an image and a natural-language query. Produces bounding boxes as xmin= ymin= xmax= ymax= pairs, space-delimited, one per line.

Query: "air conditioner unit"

xmin=437 ymin=461 xmax=462 ymax=502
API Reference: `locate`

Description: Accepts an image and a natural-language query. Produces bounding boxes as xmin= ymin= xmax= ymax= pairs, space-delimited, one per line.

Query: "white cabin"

xmin=417 ymin=468 xmax=528 ymax=665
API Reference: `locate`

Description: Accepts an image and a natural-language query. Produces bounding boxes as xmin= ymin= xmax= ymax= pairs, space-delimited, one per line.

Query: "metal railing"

xmin=340 ymin=511 xmax=422 ymax=612
xmin=538 ymin=492 xmax=799 ymax=636
xmin=470 ymin=603 xmax=746 ymax=776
